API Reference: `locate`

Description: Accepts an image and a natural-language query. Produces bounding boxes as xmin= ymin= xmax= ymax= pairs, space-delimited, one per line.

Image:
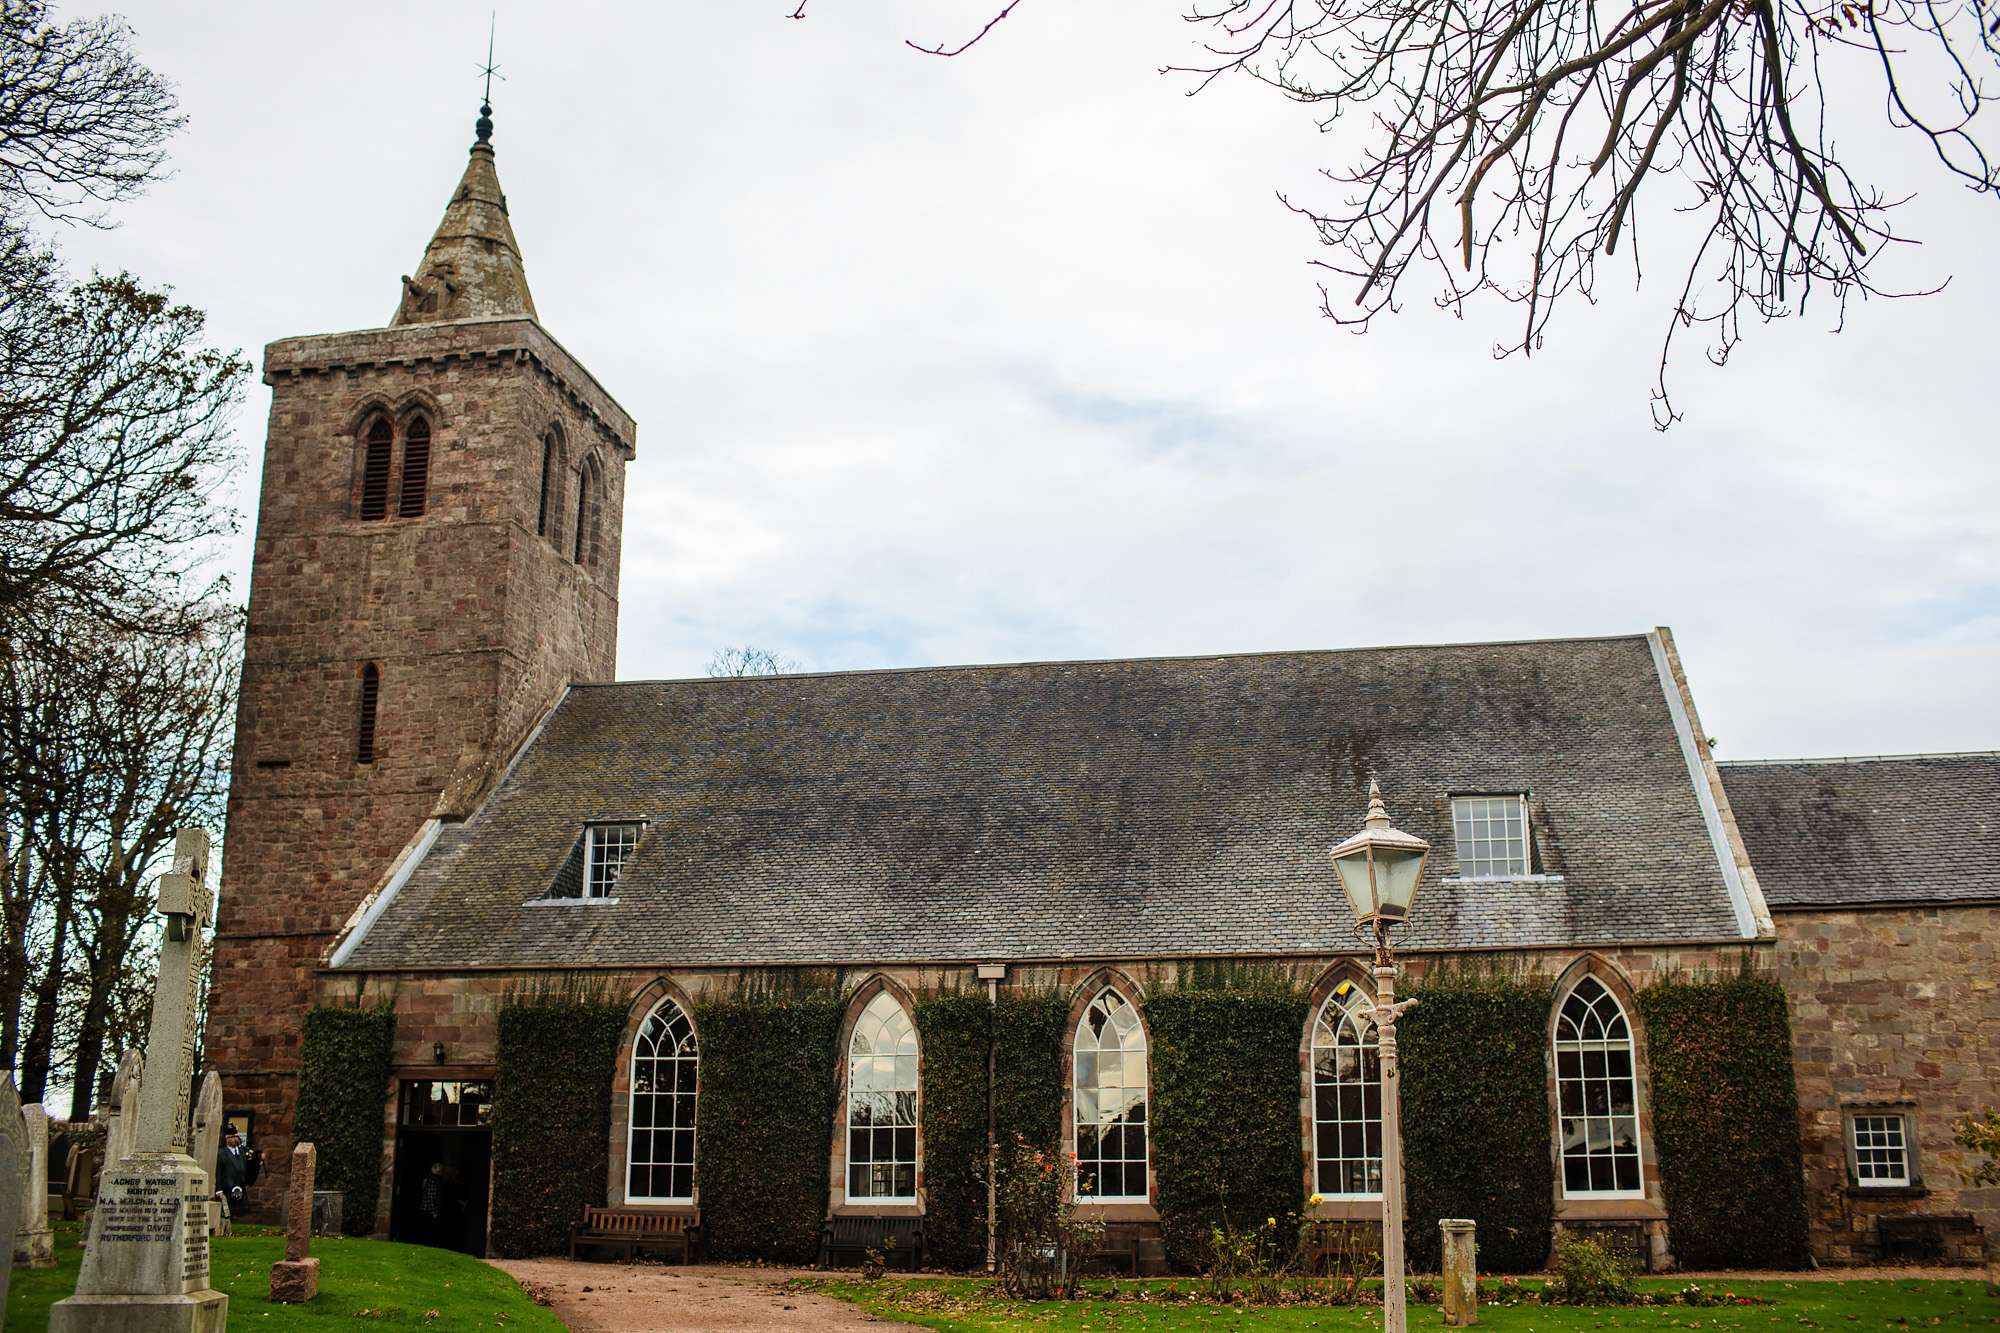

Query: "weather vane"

xmin=475 ymin=13 xmax=503 ymax=143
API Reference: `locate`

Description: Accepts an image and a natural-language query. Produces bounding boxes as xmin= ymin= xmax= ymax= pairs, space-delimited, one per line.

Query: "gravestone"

xmin=267 ymin=1143 xmax=319 ymax=1303
xmin=1440 ymin=1218 xmax=1478 ymax=1327
xmin=190 ymin=1074 xmax=223 ymax=1237
xmin=104 ymin=1050 xmax=144 ymax=1170
xmin=51 ymin=827 xmax=229 ymax=1333
xmin=0 ymin=1078 xmax=24 ymax=1314
xmin=16 ymin=1101 xmax=54 ymax=1266
xmin=310 ymin=1191 xmax=343 ymax=1238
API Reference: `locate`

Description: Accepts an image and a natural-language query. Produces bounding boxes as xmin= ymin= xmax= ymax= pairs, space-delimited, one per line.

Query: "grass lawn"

xmin=801 ymin=1275 xmax=2000 ymax=1332
xmin=6 ymin=1224 xmax=562 ymax=1331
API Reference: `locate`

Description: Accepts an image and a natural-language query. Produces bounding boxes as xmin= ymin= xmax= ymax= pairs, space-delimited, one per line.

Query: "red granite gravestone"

xmin=268 ymin=1143 xmax=318 ymax=1303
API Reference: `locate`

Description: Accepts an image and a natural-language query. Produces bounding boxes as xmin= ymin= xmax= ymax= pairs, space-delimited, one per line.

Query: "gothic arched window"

xmin=845 ymin=991 xmax=918 ymax=1202
xmin=397 ymin=415 xmax=432 ymax=517
xmin=1554 ymin=976 xmax=1644 ymax=1197
xmin=627 ymin=997 xmax=698 ymax=1203
xmin=358 ymin=417 xmax=393 ymax=521
xmin=1073 ymin=987 xmax=1148 ymax=1202
xmin=536 ymin=432 xmax=558 ymax=538
xmin=1310 ymin=980 xmax=1382 ymax=1197
xmin=572 ymin=458 xmax=601 ymax=567
xmin=356 ymin=663 xmax=381 ymax=764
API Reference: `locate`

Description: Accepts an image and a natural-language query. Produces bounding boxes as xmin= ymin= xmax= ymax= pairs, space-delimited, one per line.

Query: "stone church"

xmin=203 ymin=106 xmax=1997 ymax=1270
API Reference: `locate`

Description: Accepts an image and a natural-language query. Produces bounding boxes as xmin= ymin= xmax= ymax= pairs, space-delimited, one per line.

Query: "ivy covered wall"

xmin=692 ymin=992 xmax=843 ymax=1262
xmin=489 ymin=988 xmax=627 ymax=1257
xmin=1147 ymin=982 xmax=1312 ymax=1268
xmin=293 ymin=1005 xmax=396 ymax=1237
xmin=1399 ymin=971 xmax=1557 ymax=1272
xmin=1637 ymin=971 xmax=1810 ymax=1269
xmin=913 ymin=992 xmax=992 ymax=1270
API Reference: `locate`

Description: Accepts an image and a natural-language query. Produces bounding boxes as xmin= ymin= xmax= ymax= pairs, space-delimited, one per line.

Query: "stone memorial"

xmin=190 ymin=1074 xmax=223 ymax=1237
xmin=104 ymin=1050 xmax=144 ymax=1171
xmin=267 ymin=1143 xmax=319 ymax=1303
xmin=51 ymin=827 xmax=229 ymax=1333
xmin=310 ymin=1191 xmax=343 ymax=1239
xmin=0 ymin=1077 xmax=24 ymax=1314
xmin=1440 ymin=1218 xmax=1478 ymax=1327
xmin=16 ymin=1100 xmax=54 ymax=1267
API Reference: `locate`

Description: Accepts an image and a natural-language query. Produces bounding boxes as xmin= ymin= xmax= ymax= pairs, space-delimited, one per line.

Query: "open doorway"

xmin=390 ymin=1079 xmax=493 ymax=1256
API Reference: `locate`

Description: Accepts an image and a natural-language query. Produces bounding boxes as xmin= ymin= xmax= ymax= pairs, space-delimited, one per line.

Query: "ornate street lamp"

xmin=1329 ymin=779 xmax=1430 ymax=1333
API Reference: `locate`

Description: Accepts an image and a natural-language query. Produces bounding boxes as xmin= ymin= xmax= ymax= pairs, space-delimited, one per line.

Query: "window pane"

xmin=1309 ymin=988 xmax=1384 ymax=1196
xmin=1553 ymin=981 xmax=1642 ymax=1196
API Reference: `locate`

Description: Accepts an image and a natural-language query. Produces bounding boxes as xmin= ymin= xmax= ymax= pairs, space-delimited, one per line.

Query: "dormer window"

xmin=1451 ymin=795 xmax=1530 ymax=878
xmin=540 ymin=821 xmax=644 ymax=901
xmin=586 ymin=821 xmax=640 ymax=897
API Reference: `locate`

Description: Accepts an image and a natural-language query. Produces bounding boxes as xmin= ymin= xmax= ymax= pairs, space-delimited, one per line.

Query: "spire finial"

xmin=1364 ymin=777 xmax=1391 ymax=830
xmin=474 ymin=13 xmax=502 ymax=145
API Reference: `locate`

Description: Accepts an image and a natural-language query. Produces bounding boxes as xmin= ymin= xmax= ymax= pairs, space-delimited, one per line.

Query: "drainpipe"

xmin=977 ymin=962 xmax=1008 ymax=1275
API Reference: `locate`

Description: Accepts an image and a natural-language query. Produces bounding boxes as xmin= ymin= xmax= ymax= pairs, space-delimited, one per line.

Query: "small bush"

xmin=996 ymin=1135 xmax=1103 ymax=1300
xmin=1542 ymin=1232 xmax=1637 ymax=1306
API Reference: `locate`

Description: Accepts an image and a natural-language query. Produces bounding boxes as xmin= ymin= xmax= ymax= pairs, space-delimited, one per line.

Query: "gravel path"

xmin=492 ymin=1259 xmax=896 ymax=1332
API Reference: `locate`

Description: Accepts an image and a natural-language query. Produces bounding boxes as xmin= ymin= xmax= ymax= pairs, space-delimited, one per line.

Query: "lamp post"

xmin=1329 ymin=779 xmax=1431 ymax=1333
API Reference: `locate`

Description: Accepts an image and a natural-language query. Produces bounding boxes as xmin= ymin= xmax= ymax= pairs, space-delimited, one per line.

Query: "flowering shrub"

xmin=996 ymin=1135 xmax=1104 ymax=1299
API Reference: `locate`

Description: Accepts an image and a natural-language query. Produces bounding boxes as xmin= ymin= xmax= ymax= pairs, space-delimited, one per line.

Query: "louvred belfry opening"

xmin=360 ymin=418 xmax=392 ymax=520
xmin=399 ymin=417 xmax=431 ymax=517
xmin=356 ymin=664 xmax=381 ymax=764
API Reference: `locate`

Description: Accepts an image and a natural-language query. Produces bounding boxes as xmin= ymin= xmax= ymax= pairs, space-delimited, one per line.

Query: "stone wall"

xmin=1775 ymin=903 xmax=2000 ymax=1264
xmin=316 ymin=940 xmax=1765 ymax=1255
xmin=207 ymin=318 xmax=633 ymax=1220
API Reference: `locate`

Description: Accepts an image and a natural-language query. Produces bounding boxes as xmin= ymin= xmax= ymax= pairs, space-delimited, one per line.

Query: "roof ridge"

xmin=576 ymin=631 xmax=1657 ymax=689
xmin=1719 ymin=750 xmax=2000 ymax=768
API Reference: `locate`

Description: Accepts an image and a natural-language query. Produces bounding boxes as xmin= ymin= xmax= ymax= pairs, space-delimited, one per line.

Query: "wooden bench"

xmin=567 ymin=1207 xmax=701 ymax=1262
xmin=1086 ymin=1233 xmax=1139 ymax=1276
xmin=1878 ymin=1213 xmax=1977 ymax=1261
xmin=817 ymin=1215 xmax=925 ymax=1270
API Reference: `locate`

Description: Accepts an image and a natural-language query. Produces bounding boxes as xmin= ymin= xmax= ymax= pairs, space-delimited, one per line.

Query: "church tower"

xmin=205 ymin=102 xmax=636 ymax=1214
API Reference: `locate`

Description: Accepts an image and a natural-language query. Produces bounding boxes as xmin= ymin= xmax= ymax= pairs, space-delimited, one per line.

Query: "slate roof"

xmin=1719 ymin=753 xmax=2000 ymax=908
xmin=337 ymin=633 xmax=1754 ymax=970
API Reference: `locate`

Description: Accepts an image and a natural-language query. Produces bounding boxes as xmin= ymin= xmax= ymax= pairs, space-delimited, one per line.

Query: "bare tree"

xmin=0 ymin=224 xmax=247 ymax=630
xmin=0 ymin=0 xmax=182 ymax=224
xmin=800 ymin=0 xmax=1999 ymax=424
xmin=705 ymin=645 xmax=803 ymax=677
xmin=0 ymin=604 xmax=237 ymax=1110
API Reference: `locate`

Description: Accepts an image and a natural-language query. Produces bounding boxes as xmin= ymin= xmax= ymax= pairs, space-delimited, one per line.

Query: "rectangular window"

xmin=1452 ymin=795 xmax=1530 ymax=878
xmin=585 ymin=823 xmax=641 ymax=898
xmin=1849 ymin=1113 xmax=1913 ymax=1187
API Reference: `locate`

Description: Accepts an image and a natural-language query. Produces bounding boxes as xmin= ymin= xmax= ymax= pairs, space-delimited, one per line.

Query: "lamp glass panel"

xmin=1375 ymin=846 xmax=1427 ymax=916
xmin=1332 ymin=852 xmax=1377 ymax=922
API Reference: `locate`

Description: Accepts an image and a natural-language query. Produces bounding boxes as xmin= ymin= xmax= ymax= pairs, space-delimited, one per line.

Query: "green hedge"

xmin=1399 ymin=971 xmax=1557 ymax=1272
xmin=293 ymin=1005 xmax=396 ymax=1236
xmin=1147 ymin=984 xmax=1312 ymax=1269
xmin=915 ymin=992 xmax=992 ymax=1269
xmin=489 ymin=990 xmax=627 ymax=1257
xmin=1637 ymin=972 xmax=1810 ymax=1269
xmin=693 ymin=993 xmax=842 ymax=1262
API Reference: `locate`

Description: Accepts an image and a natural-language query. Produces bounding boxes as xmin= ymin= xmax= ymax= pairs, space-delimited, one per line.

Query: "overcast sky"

xmin=55 ymin=0 xmax=2000 ymax=762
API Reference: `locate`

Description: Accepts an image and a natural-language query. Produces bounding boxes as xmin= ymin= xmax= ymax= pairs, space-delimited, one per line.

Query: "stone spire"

xmin=391 ymin=102 xmax=537 ymax=325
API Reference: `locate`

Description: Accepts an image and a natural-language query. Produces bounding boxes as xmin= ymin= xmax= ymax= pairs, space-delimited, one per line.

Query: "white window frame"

xmin=1309 ymin=980 xmax=1383 ymax=1200
xmin=1452 ymin=794 xmax=1532 ymax=878
xmin=1847 ymin=1112 xmax=1914 ymax=1188
xmin=625 ymin=997 xmax=698 ymax=1205
xmin=584 ymin=821 xmax=642 ymax=899
xmin=1553 ymin=977 xmax=1646 ymax=1201
xmin=844 ymin=991 xmax=920 ymax=1204
xmin=1072 ymin=988 xmax=1150 ymax=1204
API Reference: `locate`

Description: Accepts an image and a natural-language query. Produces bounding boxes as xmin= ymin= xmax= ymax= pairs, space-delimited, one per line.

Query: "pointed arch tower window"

xmin=1073 ymin=988 xmax=1149 ymax=1202
xmin=627 ymin=997 xmax=698 ymax=1203
xmin=359 ymin=417 xmax=393 ymax=520
xmin=536 ymin=432 xmax=558 ymax=537
xmin=397 ymin=415 xmax=432 ymax=517
xmin=845 ymin=991 xmax=919 ymax=1202
xmin=572 ymin=458 xmax=600 ymax=567
xmin=1554 ymin=976 xmax=1644 ymax=1197
xmin=1310 ymin=980 xmax=1383 ymax=1198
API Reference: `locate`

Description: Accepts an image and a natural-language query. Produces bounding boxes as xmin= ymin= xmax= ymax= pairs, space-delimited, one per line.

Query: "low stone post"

xmin=0 ymin=1078 xmax=24 ymax=1312
xmin=1440 ymin=1218 xmax=1477 ymax=1326
xmin=17 ymin=1101 xmax=55 ymax=1267
xmin=269 ymin=1143 xmax=320 ymax=1303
